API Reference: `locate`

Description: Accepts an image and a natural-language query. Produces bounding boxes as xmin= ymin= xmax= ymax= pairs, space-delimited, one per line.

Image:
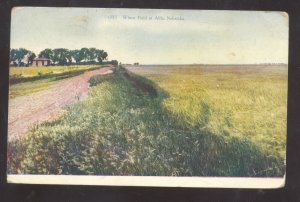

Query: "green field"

xmin=9 ymin=65 xmax=102 ymax=98
xmin=8 ymin=65 xmax=287 ymax=176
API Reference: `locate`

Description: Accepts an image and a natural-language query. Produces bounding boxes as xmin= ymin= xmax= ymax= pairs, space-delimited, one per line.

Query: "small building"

xmin=32 ymin=57 xmax=51 ymax=66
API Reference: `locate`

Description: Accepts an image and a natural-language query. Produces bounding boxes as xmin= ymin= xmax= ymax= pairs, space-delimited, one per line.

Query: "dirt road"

xmin=8 ymin=66 xmax=113 ymax=141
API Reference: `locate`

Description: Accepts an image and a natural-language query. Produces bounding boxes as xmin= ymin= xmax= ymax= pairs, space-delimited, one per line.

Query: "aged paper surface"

xmin=8 ymin=7 xmax=288 ymax=188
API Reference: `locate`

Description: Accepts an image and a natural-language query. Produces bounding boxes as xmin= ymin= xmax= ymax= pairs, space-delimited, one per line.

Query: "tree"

xmin=110 ymin=60 xmax=118 ymax=66
xmin=70 ymin=49 xmax=82 ymax=64
xmin=102 ymin=51 xmax=108 ymax=61
xmin=10 ymin=48 xmax=35 ymax=66
xmin=10 ymin=47 xmax=111 ymax=66
xmin=95 ymin=49 xmax=108 ymax=64
xmin=52 ymin=48 xmax=69 ymax=65
xmin=79 ymin=48 xmax=89 ymax=63
xmin=10 ymin=49 xmax=18 ymax=65
xmin=65 ymin=50 xmax=73 ymax=65
xmin=39 ymin=49 xmax=54 ymax=60
xmin=88 ymin=48 xmax=97 ymax=63
xmin=28 ymin=52 xmax=36 ymax=65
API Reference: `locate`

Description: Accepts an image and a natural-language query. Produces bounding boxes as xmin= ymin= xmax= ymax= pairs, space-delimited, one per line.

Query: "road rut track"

xmin=8 ymin=66 xmax=113 ymax=141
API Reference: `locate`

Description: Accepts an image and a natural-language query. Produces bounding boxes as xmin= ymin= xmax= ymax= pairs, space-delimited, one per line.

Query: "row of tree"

xmin=10 ymin=48 xmax=112 ymax=66
xmin=10 ymin=48 xmax=36 ymax=66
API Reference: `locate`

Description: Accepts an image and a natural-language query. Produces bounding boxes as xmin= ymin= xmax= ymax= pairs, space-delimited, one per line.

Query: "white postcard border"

xmin=7 ymin=175 xmax=285 ymax=189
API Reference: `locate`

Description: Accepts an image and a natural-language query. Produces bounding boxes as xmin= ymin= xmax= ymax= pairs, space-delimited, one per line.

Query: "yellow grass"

xmin=129 ymin=65 xmax=288 ymax=159
xmin=9 ymin=79 xmax=53 ymax=99
xmin=10 ymin=65 xmax=99 ymax=77
xmin=9 ymin=65 xmax=103 ymax=99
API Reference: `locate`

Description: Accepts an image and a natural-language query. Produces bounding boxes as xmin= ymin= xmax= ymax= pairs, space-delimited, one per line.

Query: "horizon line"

xmin=123 ymin=63 xmax=288 ymax=66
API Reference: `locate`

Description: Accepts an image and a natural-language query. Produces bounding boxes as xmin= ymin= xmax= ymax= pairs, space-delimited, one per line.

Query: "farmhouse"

xmin=32 ymin=57 xmax=51 ymax=66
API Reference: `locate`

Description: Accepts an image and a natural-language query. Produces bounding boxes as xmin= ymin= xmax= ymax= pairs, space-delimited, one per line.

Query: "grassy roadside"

xmin=8 ymin=66 xmax=285 ymax=176
xmin=9 ymin=65 xmax=106 ymax=99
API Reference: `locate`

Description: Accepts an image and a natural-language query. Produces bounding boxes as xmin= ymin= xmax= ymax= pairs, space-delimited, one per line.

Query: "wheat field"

xmin=127 ymin=64 xmax=287 ymax=159
xmin=8 ymin=65 xmax=287 ymax=176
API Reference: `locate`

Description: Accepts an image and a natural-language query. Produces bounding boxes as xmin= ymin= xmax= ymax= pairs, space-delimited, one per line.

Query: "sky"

xmin=11 ymin=7 xmax=288 ymax=64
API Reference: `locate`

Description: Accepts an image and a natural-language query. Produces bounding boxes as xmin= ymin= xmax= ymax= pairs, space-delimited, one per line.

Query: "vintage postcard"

xmin=7 ymin=7 xmax=288 ymax=188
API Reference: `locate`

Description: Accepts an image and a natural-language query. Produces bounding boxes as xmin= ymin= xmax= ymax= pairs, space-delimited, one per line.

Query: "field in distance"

xmin=9 ymin=65 xmax=101 ymax=98
xmin=10 ymin=65 xmax=100 ymax=77
xmin=126 ymin=64 xmax=287 ymax=160
xmin=8 ymin=64 xmax=287 ymax=177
